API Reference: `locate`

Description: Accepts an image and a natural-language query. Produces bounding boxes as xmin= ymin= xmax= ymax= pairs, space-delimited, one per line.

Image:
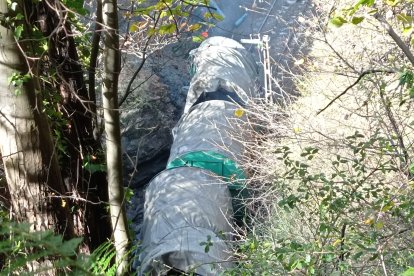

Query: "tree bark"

xmin=101 ymin=0 xmax=130 ymax=274
xmin=27 ymin=0 xmax=112 ymax=252
xmin=0 ymin=0 xmax=74 ymax=271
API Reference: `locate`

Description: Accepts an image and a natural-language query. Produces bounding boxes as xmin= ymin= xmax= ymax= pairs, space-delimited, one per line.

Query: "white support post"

xmin=262 ymin=35 xmax=273 ymax=103
xmin=240 ymin=35 xmax=273 ymax=103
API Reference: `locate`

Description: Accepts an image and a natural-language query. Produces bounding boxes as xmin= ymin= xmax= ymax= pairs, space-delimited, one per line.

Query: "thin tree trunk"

xmin=101 ymin=0 xmax=130 ymax=274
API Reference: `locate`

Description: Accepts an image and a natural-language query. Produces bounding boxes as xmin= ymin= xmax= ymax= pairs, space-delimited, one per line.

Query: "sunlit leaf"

xmin=234 ymin=108 xmax=245 ymax=118
xmin=129 ymin=24 xmax=139 ymax=33
xmin=397 ymin=13 xmax=414 ymax=24
xmin=158 ymin=23 xmax=176 ymax=35
xmin=192 ymin=35 xmax=204 ymax=43
xmin=189 ymin=23 xmax=202 ymax=31
xmin=330 ymin=16 xmax=347 ymax=27
xmin=364 ymin=218 xmax=374 ymax=225
xmin=351 ymin=16 xmax=364 ymax=25
xmin=402 ymin=267 xmax=414 ymax=276
xmin=14 ymin=25 xmax=24 ymax=39
xmin=384 ymin=0 xmax=399 ymax=6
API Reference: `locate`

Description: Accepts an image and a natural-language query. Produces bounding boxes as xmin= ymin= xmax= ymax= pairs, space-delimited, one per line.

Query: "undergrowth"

xmin=229 ymin=0 xmax=414 ymax=275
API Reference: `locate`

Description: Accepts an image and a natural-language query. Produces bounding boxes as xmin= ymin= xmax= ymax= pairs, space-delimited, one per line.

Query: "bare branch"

xmin=317 ymin=69 xmax=395 ymax=115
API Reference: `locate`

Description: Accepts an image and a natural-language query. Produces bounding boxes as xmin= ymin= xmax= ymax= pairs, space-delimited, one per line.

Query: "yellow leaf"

xmin=332 ymin=239 xmax=342 ymax=247
xmin=234 ymin=108 xmax=245 ymax=118
xmin=381 ymin=201 xmax=394 ymax=212
xmin=189 ymin=23 xmax=202 ymax=31
xmin=129 ymin=24 xmax=138 ymax=32
xmin=293 ymin=127 xmax=301 ymax=134
xmin=130 ymin=21 xmax=148 ymax=32
xmin=364 ymin=218 xmax=374 ymax=225
xmin=61 ymin=199 xmax=67 ymax=208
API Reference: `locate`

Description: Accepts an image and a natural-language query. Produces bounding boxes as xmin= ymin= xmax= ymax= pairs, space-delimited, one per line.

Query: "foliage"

xmin=0 ymin=222 xmax=88 ymax=275
xmin=229 ymin=134 xmax=414 ymax=274
xmin=89 ymin=240 xmax=140 ymax=275
xmin=330 ymin=0 xmax=414 ymax=47
xmin=126 ymin=0 xmax=222 ymax=51
xmin=0 ymin=222 xmax=142 ymax=275
xmin=227 ymin=0 xmax=414 ymax=275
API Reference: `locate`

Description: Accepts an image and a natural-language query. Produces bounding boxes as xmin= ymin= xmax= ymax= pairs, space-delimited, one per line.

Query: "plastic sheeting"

xmin=170 ymin=100 xmax=248 ymax=165
xmin=184 ymin=36 xmax=259 ymax=113
xmin=139 ymin=167 xmax=234 ymax=275
xmin=139 ymin=36 xmax=259 ymax=275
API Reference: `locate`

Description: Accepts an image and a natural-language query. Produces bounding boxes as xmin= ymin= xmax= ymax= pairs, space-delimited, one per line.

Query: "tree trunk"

xmin=101 ymin=0 xmax=130 ymax=274
xmin=28 ymin=0 xmax=112 ymax=252
xmin=0 ymin=0 xmax=74 ymax=271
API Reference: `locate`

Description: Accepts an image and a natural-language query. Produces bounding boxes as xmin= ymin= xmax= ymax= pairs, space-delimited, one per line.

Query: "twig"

xmin=340 ymin=223 xmax=347 ymax=260
xmin=119 ymin=52 xmax=147 ymax=106
xmin=118 ymin=13 xmax=161 ymax=106
xmin=317 ymin=69 xmax=395 ymax=115
xmin=379 ymin=85 xmax=411 ymax=175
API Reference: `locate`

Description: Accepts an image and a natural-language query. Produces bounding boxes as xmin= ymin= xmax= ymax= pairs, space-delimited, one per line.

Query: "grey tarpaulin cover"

xmin=169 ymin=100 xmax=247 ymax=164
xmin=139 ymin=36 xmax=259 ymax=275
xmin=139 ymin=167 xmax=233 ymax=275
xmin=184 ymin=36 xmax=259 ymax=113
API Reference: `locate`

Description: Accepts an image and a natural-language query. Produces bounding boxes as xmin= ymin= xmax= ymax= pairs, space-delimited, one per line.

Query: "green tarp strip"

xmin=167 ymin=151 xmax=249 ymax=224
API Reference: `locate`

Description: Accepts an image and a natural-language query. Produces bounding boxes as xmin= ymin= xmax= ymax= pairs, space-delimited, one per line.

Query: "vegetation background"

xmin=232 ymin=0 xmax=414 ymax=275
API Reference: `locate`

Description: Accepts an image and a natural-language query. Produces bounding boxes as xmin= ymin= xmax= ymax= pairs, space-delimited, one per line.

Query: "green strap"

xmin=167 ymin=151 xmax=245 ymax=183
xmin=167 ymin=151 xmax=249 ymax=224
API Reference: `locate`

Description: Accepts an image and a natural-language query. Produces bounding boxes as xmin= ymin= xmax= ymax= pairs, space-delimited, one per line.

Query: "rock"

xmin=119 ymin=49 xmax=191 ymax=189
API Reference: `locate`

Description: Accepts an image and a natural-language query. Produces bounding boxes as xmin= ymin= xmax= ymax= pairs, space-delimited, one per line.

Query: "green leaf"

xmin=402 ymin=267 xmax=414 ymax=276
xmin=158 ymin=23 xmax=176 ymax=35
xmin=409 ymin=163 xmax=414 ymax=175
xmin=397 ymin=13 xmax=414 ymax=24
xmin=409 ymin=87 xmax=414 ymax=98
xmin=402 ymin=26 xmax=413 ymax=36
xmin=63 ymin=0 xmax=88 ymax=15
xmin=14 ymin=25 xmax=23 ymax=39
xmin=351 ymin=16 xmax=364 ymax=25
xmin=189 ymin=23 xmax=202 ymax=31
xmin=83 ymin=162 xmax=106 ymax=174
xmin=212 ymin=13 xmax=224 ymax=21
xmin=192 ymin=35 xmax=204 ymax=43
xmin=330 ymin=16 xmax=347 ymax=27
xmin=400 ymin=71 xmax=414 ymax=87
xmin=368 ymin=8 xmax=378 ymax=15
xmin=384 ymin=0 xmax=399 ymax=6
xmin=60 ymin=237 xmax=83 ymax=255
